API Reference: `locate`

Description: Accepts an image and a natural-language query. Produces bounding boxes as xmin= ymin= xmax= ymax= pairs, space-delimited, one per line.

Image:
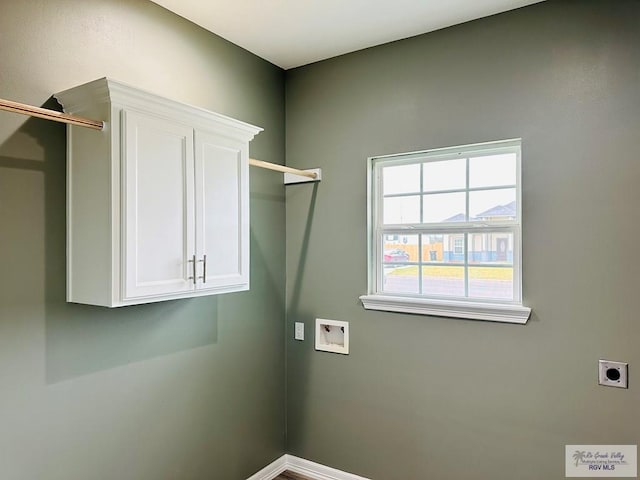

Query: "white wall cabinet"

xmin=55 ymin=78 xmax=262 ymax=307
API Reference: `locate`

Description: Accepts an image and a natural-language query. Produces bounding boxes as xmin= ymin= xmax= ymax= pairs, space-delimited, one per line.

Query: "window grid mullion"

xmin=419 ymin=162 xmax=424 ymax=295
xmin=464 ymin=233 xmax=469 ymax=298
xmin=418 ymin=234 xmax=423 ymax=295
xmin=419 ymin=162 xmax=424 ymax=223
xmin=382 ymin=183 xmax=517 ymax=200
xmin=381 ymin=225 xmax=519 ymax=235
xmin=375 ymin=164 xmax=384 ymax=294
xmin=464 ymin=157 xmax=470 ymax=298
xmin=465 ymin=156 xmax=470 ymax=222
xmin=380 ymin=224 xmax=518 ymax=235
xmin=376 ymin=231 xmax=383 ymax=293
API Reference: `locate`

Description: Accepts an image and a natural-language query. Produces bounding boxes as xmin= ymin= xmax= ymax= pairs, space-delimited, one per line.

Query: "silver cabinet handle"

xmin=198 ymin=255 xmax=207 ymax=283
xmin=188 ymin=255 xmax=196 ymax=285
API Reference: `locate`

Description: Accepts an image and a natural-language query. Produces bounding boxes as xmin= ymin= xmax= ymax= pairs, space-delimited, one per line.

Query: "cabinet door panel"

xmin=195 ymin=130 xmax=248 ymax=290
xmin=123 ymin=110 xmax=195 ymax=299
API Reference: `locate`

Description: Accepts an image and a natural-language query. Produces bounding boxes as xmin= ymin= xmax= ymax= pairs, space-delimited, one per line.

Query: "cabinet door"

xmin=194 ymin=130 xmax=249 ymax=291
xmin=122 ymin=110 xmax=195 ymax=299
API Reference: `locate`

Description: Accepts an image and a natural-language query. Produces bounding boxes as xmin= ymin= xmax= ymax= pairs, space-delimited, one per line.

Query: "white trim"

xmin=246 ymin=455 xmax=371 ymax=480
xmin=286 ymin=455 xmax=371 ymax=480
xmin=370 ymin=138 xmax=522 ymax=161
xmin=366 ymin=139 xmax=529 ymax=321
xmin=246 ymin=455 xmax=288 ymax=480
xmin=360 ymin=294 xmax=531 ymax=324
xmin=56 ymin=77 xmax=263 ymax=140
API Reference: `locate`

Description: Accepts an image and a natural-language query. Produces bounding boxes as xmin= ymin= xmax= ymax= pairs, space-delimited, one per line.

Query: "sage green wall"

xmin=0 ymin=1 xmax=285 ymax=479
xmin=285 ymin=1 xmax=640 ymax=479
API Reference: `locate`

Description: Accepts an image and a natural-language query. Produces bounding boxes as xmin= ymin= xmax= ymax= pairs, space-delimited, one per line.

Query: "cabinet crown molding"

xmin=55 ymin=77 xmax=263 ymax=141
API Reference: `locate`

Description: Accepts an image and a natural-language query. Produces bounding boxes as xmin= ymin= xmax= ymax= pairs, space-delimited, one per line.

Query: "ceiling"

xmin=151 ymin=0 xmax=544 ymax=70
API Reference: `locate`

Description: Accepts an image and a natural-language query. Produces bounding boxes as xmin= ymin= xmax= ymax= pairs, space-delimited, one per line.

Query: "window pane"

xmin=468 ymin=267 xmax=513 ymax=300
xmin=469 ymin=188 xmax=516 ymax=221
xmin=469 ymin=153 xmax=516 ymax=188
xmin=384 ymin=196 xmax=420 ymax=224
xmin=422 ymin=265 xmax=465 ymax=297
xmin=383 ymin=235 xmax=418 ymax=264
xmin=382 ymin=235 xmax=418 ymax=294
xmin=422 ymin=233 xmax=465 ymax=264
xmin=468 ymin=232 xmax=514 ymax=300
xmin=441 ymin=233 xmax=465 ymax=263
xmin=423 ymin=158 xmax=466 ymax=192
xmin=421 ymin=234 xmax=444 ymax=262
xmin=468 ymin=233 xmax=513 ymax=264
xmin=383 ymin=265 xmax=419 ymax=295
xmin=383 ymin=164 xmax=420 ymax=195
xmin=421 ymin=233 xmax=465 ymax=297
xmin=423 ymin=192 xmax=466 ymax=223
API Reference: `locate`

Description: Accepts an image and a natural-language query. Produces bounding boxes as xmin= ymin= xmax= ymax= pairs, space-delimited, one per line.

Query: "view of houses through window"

xmin=372 ymin=140 xmax=521 ymax=304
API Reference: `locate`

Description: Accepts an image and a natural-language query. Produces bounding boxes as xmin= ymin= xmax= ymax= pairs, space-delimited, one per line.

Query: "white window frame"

xmin=360 ymin=139 xmax=531 ymax=324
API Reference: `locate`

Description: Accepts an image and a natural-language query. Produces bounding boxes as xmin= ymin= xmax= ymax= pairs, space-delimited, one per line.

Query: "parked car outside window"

xmin=383 ymin=249 xmax=410 ymax=263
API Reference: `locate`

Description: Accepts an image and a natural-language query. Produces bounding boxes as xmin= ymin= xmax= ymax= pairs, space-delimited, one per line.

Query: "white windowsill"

xmin=359 ymin=294 xmax=531 ymax=324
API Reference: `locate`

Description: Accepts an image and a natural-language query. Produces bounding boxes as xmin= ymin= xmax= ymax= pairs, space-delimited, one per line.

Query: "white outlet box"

xmin=315 ymin=318 xmax=349 ymax=355
xmin=294 ymin=322 xmax=304 ymax=341
xmin=598 ymin=359 xmax=628 ymax=388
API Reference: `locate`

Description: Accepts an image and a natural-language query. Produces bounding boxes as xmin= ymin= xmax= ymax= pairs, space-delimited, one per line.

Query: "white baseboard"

xmin=285 ymin=455 xmax=371 ymax=480
xmin=247 ymin=454 xmax=371 ymax=480
xmin=246 ymin=455 xmax=288 ymax=480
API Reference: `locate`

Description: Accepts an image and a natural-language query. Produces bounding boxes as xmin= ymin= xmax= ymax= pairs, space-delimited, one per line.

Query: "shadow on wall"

xmin=45 ymin=300 xmax=219 ymax=384
xmin=286 ymin=182 xmax=319 ymax=452
xmin=288 ymin=183 xmax=318 ymax=315
xmin=0 ymin=98 xmax=219 ymax=385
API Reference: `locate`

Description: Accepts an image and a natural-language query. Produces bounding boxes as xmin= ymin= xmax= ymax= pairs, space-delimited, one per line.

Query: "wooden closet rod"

xmin=249 ymin=158 xmax=317 ymax=179
xmin=0 ymin=97 xmax=104 ymax=130
xmin=0 ymin=97 xmax=318 ymax=180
